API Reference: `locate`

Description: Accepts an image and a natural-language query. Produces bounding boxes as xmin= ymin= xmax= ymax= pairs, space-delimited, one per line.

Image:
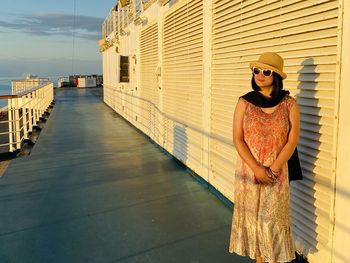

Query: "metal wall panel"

xmin=102 ymin=51 xmax=111 ymax=107
xmin=103 ymin=48 xmax=123 ymax=115
xmin=140 ymin=22 xmax=160 ymax=143
xmin=333 ymin=2 xmax=350 ymax=262
xmin=103 ymin=49 xmax=114 ymax=109
xmin=211 ymin=0 xmax=339 ymax=262
xmin=118 ymin=10 xmax=123 ymax=35
xmin=163 ymin=0 xmax=203 ymax=174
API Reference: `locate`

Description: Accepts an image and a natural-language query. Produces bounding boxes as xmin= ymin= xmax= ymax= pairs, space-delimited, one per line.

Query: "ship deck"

xmin=0 ymin=88 xmax=253 ymax=263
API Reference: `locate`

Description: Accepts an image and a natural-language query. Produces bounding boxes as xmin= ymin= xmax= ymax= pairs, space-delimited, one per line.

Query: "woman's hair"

xmin=251 ymin=72 xmax=284 ymax=97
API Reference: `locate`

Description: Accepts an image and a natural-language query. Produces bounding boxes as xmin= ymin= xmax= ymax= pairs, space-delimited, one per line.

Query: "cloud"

xmin=0 ymin=13 xmax=104 ymax=40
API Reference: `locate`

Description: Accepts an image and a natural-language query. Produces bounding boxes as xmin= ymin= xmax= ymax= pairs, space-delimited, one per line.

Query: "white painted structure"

xmin=99 ymin=1 xmax=350 ymax=262
xmin=77 ymin=77 xmax=97 ymax=88
xmin=58 ymin=77 xmax=69 ymax=88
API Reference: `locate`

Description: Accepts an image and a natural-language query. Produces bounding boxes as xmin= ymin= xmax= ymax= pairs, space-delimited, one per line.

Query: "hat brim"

xmin=249 ymin=62 xmax=287 ymax=79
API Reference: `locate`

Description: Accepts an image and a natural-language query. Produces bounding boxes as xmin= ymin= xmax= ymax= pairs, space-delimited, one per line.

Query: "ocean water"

xmin=0 ymin=79 xmax=12 ymax=94
xmin=0 ymin=78 xmax=12 ymax=109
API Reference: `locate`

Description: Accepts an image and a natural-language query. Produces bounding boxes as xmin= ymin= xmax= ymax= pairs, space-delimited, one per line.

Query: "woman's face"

xmin=253 ymin=68 xmax=274 ymax=89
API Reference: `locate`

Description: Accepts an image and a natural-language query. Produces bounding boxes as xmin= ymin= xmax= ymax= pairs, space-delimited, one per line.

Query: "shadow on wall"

xmin=173 ymin=125 xmax=188 ymax=165
xmin=291 ymin=58 xmax=320 ymax=257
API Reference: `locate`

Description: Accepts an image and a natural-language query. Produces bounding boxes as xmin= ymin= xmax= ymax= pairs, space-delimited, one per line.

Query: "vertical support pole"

xmin=34 ymin=89 xmax=38 ymax=124
xmin=46 ymin=84 xmax=48 ymax=109
xmin=49 ymin=85 xmax=51 ymax=108
xmin=28 ymin=92 xmax=33 ymax=132
xmin=51 ymin=84 xmax=54 ymax=106
xmin=38 ymin=88 xmax=41 ymax=117
xmin=7 ymin=98 xmax=14 ymax=152
xmin=39 ymin=88 xmax=43 ymax=117
xmin=157 ymin=4 xmax=164 ymax=148
xmin=44 ymin=86 xmax=47 ymax=111
xmin=333 ymin=1 xmax=350 ymax=263
xmin=22 ymin=95 xmax=28 ymax=140
xmin=14 ymin=98 xmax=21 ymax=149
xmin=201 ymin=0 xmax=212 ymax=181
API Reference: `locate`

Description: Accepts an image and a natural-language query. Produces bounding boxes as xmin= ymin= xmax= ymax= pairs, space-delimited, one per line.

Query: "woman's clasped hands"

xmin=253 ymin=165 xmax=279 ymax=185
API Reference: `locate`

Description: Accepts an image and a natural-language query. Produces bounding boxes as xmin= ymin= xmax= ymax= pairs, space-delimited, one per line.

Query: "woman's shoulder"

xmin=237 ymin=97 xmax=250 ymax=108
xmin=283 ymin=95 xmax=297 ymax=111
xmin=239 ymin=96 xmax=249 ymax=104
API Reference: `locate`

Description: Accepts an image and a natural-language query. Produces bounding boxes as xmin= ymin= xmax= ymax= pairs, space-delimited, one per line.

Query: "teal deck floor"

xmin=0 ymin=88 xmax=253 ymax=263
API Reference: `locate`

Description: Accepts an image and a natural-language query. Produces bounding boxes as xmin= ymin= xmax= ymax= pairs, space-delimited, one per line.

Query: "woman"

xmin=229 ymin=52 xmax=300 ymax=263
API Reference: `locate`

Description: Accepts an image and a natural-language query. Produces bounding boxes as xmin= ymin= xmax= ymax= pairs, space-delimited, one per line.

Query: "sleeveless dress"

xmin=229 ymin=96 xmax=296 ymax=262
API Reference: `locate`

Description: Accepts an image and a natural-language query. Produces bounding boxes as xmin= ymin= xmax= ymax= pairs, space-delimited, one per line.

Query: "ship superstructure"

xmin=99 ymin=1 xmax=350 ymax=262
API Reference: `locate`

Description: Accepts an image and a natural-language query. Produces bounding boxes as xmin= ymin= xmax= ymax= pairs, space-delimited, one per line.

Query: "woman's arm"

xmin=233 ymin=98 xmax=274 ymax=185
xmin=270 ymin=101 xmax=300 ymax=173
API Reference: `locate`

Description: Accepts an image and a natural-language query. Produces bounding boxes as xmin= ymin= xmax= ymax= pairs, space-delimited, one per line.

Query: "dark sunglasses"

xmin=252 ymin=67 xmax=273 ymax=77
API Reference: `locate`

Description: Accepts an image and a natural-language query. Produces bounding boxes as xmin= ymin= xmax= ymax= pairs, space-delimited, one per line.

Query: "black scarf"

xmin=241 ymin=89 xmax=303 ymax=182
xmin=241 ymin=90 xmax=289 ymax=108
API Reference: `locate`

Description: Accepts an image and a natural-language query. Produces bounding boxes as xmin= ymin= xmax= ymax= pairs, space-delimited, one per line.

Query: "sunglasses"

xmin=252 ymin=67 xmax=273 ymax=77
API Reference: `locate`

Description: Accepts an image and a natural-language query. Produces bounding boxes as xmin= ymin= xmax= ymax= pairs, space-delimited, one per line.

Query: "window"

xmin=120 ymin=55 xmax=129 ymax=82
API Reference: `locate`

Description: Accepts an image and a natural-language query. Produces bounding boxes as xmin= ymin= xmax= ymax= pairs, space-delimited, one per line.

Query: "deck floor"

xmin=0 ymin=88 xmax=253 ymax=263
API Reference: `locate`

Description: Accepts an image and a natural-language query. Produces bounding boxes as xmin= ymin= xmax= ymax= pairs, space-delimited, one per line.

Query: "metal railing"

xmin=0 ymin=80 xmax=54 ymax=153
xmin=101 ymin=0 xmax=158 ymax=41
xmin=11 ymin=78 xmax=50 ymax=94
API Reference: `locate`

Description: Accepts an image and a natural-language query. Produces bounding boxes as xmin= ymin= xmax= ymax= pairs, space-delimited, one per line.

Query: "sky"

xmin=0 ymin=0 xmax=116 ymax=79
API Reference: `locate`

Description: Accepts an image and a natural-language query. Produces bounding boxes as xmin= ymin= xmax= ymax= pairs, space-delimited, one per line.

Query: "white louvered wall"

xmin=140 ymin=22 xmax=160 ymax=144
xmin=100 ymin=1 xmax=345 ymax=261
xmin=102 ymin=50 xmax=110 ymax=107
xmin=211 ymin=0 xmax=339 ymax=262
xmin=103 ymin=48 xmax=114 ymax=109
xmin=103 ymin=46 xmax=123 ymax=115
xmin=118 ymin=10 xmax=123 ymax=35
xmin=162 ymin=0 xmax=204 ymax=174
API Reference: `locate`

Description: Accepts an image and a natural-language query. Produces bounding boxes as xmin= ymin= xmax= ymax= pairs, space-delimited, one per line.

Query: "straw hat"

xmin=249 ymin=52 xmax=287 ymax=79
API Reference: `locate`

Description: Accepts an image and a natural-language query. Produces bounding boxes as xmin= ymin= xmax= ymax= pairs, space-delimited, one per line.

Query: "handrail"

xmin=0 ymin=80 xmax=54 ymax=153
xmin=0 ymin=82 xmax=52 ymax=99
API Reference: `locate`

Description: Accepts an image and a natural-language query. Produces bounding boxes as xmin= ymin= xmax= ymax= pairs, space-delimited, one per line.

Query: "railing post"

xmin=37 ymin=89 xmax=41 ymax=122
xmin=1 ymin=80 xmax=53 ymax=153
xmin=34 ymin=89 xmax=38 ymax=124
xmin=51 ymin=84 xmax=54 ymax=103
xmin=22 ymin=95 xmax=28 ymax=140
xmin=40 ymin=88 xmax=43 ymax=117
xmin=42 ymin=88 xmax=45 ymax=114
xmin=41 ymin=88 xmax=44 ymax=115
xmin=7 ymin=98 xmax=14 ymax=152
xmin=14 ymin=98 xmax=21 ymax=149
xmin=38 ymin=89 xmax=42 ymax=117
xmin=28 ymin=92 xmax=33 ymax=132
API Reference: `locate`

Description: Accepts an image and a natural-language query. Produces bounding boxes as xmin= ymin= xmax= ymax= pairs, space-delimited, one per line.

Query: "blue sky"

xmin=0 ymin=0 xmax=116 ymax=78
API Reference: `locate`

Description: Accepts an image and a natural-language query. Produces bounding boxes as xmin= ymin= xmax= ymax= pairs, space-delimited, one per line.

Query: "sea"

xmin=0 ymin=77 xmax=14 ymax=109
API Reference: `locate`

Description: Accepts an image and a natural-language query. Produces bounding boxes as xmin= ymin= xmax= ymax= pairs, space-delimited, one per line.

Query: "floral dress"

xmin=229 ymin=96 xmax=296 ymax=263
